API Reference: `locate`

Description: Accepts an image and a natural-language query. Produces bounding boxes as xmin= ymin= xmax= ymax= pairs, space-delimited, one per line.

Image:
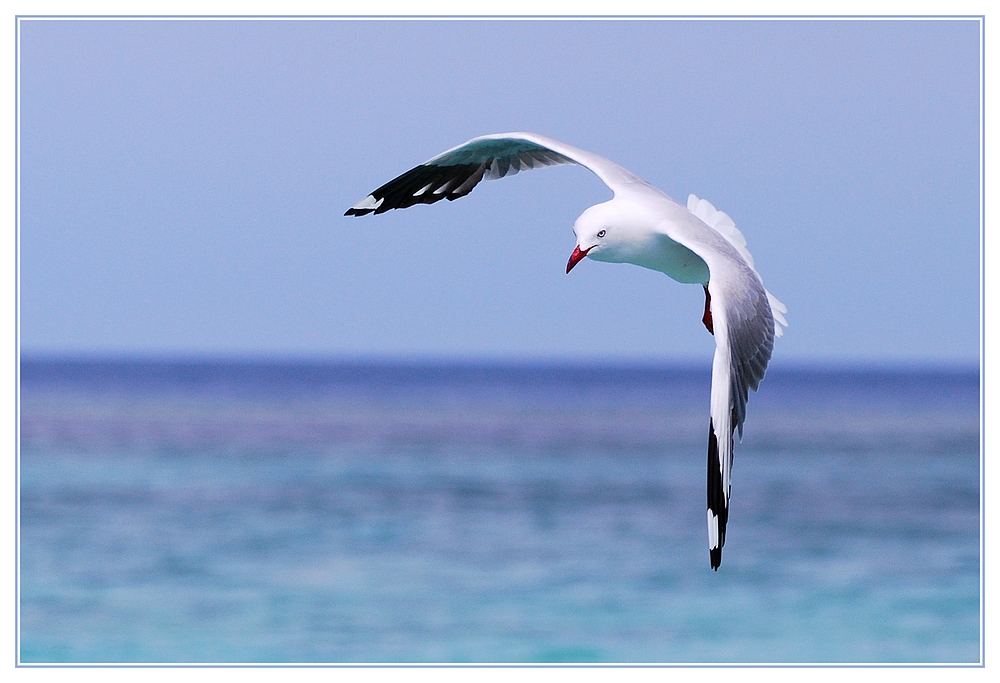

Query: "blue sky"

xmin=17 ymin=18 xmax=981 ymax=364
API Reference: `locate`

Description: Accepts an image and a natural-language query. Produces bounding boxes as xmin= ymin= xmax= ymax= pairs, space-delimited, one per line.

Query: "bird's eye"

xmin=597 ymin=230 xmax=606 ymax=238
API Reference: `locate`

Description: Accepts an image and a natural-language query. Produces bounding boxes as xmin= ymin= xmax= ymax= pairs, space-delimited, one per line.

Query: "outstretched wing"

xmin=663 ymin=210 xmax=776 ymax=571
xmin=345 ymin=132 xmax=643 ymax=216
xmin=703 ymin=256 xmax=775 ymax=570
xmin=668 ymin=196 xmax=784 ymax=569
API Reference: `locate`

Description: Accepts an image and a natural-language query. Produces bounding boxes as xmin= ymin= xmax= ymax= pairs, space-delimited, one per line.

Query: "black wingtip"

xmin=707 ymin=418 xmax=730 ymax=571
xmin=345 ymin=162 xmax=484 ymax=217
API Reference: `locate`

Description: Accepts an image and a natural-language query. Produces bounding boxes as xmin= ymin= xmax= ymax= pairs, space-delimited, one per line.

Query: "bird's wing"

xmin=345 ymin=132 xmax=645 ymax=216
xmin=669 ymin=222 xmax=775 ymax=570
xmin=706 ymin=264 xmax=774 ymax=569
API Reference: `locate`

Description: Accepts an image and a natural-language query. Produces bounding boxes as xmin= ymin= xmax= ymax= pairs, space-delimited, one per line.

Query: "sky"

xmin=17 ymin=17 xmax=982 ymax=364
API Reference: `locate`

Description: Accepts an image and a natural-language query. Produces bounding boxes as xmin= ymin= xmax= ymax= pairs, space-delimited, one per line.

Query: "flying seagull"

xmin=346 ymin=132 xmax=787 ymax=570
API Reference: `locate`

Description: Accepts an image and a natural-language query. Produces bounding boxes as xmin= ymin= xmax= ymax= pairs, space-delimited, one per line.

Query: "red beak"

xmin=566 ymin=245 xmax=592 ymax=274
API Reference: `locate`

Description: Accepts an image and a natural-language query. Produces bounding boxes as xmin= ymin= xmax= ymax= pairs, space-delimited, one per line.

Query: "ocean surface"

xmin=18 ymin=359 xmax=981 ymax=664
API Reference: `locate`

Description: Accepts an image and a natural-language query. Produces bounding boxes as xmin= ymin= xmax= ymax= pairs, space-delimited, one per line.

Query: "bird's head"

xmin=566 ymin=202 xmax=629 ymax=273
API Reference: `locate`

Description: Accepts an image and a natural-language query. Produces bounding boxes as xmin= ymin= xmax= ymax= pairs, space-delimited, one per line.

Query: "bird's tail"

xmin=688 ymin=194 xmax=788 ymax=338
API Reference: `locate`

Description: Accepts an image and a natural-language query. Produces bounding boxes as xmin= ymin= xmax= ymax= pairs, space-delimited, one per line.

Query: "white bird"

xmin=346 ymin=132 xmax=787 ymax=570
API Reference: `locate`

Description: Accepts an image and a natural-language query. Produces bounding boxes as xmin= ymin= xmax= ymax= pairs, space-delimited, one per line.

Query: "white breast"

xmin=630 ymin=233 xmax=711 ymax=283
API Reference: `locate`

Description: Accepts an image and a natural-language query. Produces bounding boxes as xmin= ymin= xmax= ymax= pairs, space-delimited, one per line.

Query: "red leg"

xmin=702 ymin=285 xmax=714 ymax=335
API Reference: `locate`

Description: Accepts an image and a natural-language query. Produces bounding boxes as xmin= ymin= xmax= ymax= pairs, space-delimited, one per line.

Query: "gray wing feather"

xmin=723 ymin=268 xmax=775 ymax=438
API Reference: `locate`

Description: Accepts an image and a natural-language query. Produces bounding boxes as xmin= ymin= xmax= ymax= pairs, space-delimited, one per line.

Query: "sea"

xmin=17 ymin=358 xmax=982 ymax=664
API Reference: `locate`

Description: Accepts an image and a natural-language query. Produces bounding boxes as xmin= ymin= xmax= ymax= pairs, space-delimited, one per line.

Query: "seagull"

xmin=345 ymin=132 xmax=787 ymax=570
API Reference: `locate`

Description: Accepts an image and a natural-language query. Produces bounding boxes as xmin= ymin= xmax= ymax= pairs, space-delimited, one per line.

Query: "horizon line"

xmin=17 ymin=350 xmax=980 ymax=373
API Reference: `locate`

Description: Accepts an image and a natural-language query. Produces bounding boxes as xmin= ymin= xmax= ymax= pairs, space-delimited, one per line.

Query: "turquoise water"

xmin=18 ymin=360 xmax=981 ymax=663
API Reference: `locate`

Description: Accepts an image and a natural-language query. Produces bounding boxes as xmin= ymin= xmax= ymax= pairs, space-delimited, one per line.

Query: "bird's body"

xmin=346 ymin=132 xmax=786 ymax=569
